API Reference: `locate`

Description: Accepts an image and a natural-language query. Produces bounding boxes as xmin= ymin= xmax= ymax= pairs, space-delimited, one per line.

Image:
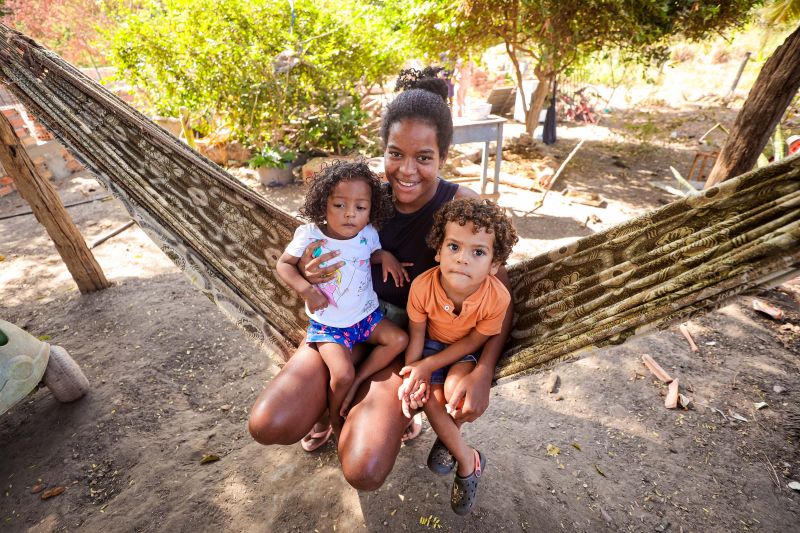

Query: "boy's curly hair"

xmin=426 ymin=199 xmax=518 ymax=265
xmin=299 ymin=159 xmax=393 ymax=228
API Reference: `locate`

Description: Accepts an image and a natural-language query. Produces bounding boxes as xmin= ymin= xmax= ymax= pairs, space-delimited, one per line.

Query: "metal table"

xmin=451 ymin=115 xmax=505 ymax=195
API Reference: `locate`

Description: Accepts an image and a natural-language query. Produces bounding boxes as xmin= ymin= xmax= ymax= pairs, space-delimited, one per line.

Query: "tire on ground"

xmin=43 ymin=345 xmax=90 ymax=402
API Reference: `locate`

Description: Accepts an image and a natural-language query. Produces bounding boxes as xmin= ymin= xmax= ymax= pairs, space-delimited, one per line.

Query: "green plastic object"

xmin=0 ymin=319 xmax=50 ymax=415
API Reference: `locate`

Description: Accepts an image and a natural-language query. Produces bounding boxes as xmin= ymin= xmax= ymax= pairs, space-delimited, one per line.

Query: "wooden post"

xmin=0 ymin=111 xmax=109 ymax=293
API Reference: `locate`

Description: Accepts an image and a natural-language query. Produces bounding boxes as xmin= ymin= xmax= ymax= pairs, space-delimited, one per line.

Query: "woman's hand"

xmin=297 ymin=239 xmax=345 ymax=285
xmin=301 ymin=285 xmax=329 ymax=313
xmin=380 ymin=251 xmax=412 ymax=288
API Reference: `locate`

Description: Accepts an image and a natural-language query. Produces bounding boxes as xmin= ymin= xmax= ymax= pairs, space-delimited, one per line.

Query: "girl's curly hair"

xmin=426 ymin=199 xmax=518 ymax=265
xmin=299 ymin=159 xmax=393 ymax=229
xmin=381 ymin=67 xmax=452 ymax=158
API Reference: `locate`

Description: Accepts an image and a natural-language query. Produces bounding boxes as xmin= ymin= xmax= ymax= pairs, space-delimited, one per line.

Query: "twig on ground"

xmin=679 ymin=324 xmax=699 ymax=352
xmin=90 ymin=220 xmax=135 ymax=249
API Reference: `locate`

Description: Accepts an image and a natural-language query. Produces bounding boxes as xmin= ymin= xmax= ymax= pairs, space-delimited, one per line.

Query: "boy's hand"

xmin=445 ymin=369 xmax=491 ymax=423
xmin=398 ymin=378 xmax=429 ymax=417
xmin=301 ymin=285 xmax=328 ymax=313
xmin=380 ymin=251 xmax=412 ymax=288
xmin=398 ymin=360 xmax=432 ymax=405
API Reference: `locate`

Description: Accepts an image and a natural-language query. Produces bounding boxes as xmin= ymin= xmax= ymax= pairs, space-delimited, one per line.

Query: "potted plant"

xmin=248 ymin=146 xmax=296 ymax=187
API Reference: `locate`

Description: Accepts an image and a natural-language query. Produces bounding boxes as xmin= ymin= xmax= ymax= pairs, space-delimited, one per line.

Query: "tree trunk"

xmin=525 ymin=71 xmax=553 ymax=135
xmin=505 ymin=42 xmax=529 ymax=118
xmin=705 ymin=24 xmax=800 ymax=188
xmin=0 ymin=112 xmax=109 ymax=293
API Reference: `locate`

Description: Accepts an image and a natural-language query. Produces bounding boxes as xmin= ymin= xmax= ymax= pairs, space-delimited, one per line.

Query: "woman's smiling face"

xmin=384 ymin=119 xmax=445 ymax=213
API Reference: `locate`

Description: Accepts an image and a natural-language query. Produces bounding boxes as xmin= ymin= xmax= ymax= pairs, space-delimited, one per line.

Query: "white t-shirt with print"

xmin=285 ymin=223 xmax=381 ymax=328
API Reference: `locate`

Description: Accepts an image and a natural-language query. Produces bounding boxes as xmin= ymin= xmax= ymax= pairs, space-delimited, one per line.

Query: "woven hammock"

xmin=1 ymin=25 xmax=799 ymax=382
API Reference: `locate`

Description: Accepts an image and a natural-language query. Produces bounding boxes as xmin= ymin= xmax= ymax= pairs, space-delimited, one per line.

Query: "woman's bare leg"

xmin=337 ymin=357 xmax=410 ymax=491
xmin=248 ymin=342 xmax=329 ymax=445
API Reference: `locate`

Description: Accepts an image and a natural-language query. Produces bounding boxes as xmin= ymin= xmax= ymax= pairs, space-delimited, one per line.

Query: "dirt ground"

xmin=2 ymin=103 xmax=800 ymax=532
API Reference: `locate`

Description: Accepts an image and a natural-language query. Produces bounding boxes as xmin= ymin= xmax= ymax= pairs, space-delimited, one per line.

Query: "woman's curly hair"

xmin=381 ymin=67 xmax=453 ymax=157
xmin=299 ymin=159 xmax=393 ymax=229
xmin=426 ymin=199 xmax=518 ymax=265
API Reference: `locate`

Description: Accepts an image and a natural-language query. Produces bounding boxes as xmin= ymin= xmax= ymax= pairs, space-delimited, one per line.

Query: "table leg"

xmin=480 ymin=141 xmax=489 ymax=194
xmin=493 ymin=123 xmax=503 ymax=195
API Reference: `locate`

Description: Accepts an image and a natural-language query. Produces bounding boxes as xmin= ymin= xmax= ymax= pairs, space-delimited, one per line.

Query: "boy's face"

xmin=324 ymin=179 xmax=371 ymax=240
xmin=435 ymin=221 xmax=499 ymax=295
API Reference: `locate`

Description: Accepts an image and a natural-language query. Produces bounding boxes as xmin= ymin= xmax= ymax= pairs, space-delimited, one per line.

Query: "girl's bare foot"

xmin=301 ymin=419 xmax=333 ymax=452
xmin=401 ymin=413 xmax=423 ymax=442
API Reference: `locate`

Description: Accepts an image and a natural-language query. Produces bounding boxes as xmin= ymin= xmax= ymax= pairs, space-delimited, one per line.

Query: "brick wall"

xmin=0 ymin=85 xmax=84 ymax=197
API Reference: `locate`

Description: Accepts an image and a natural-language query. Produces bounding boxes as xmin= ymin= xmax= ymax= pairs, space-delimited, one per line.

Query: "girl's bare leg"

xmin=337 ymin=358 xmax=410 ymax=491
xmin=248 ymin=342 xmax=329 ymax=445
xmin=317 ymin=342 xmax=355 ymax=434
xmin=340 ymin=321 xmax=408 ymax=417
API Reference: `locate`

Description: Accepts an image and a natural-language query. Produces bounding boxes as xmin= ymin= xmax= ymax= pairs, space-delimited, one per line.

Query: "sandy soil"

xmin=2 ymin=104 xmax=800 ymax=532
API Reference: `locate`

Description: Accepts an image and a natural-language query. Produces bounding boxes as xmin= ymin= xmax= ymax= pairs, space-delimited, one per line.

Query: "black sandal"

xmin=427 ymin=438 xmax=456 ymax=475
xmin=451 ymin=449 xmax=486 ymax=515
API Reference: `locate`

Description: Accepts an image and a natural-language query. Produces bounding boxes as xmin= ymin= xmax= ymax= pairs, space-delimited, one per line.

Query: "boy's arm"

xmin=398 ymin=318 xmax=427 ymax=414
xmin=413 ymin=328 xmax=490 ymax=373
xmin=448 ymin=266 xmax=514 ymax=422
xmin=277 ymin=252 xmax=328 ymax=312
xmin=404 ymin=319 xmax=427 ymax=364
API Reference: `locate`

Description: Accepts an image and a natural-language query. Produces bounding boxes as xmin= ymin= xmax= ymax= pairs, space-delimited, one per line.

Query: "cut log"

xmin=0 ymin=112 xmax=109 ymax=293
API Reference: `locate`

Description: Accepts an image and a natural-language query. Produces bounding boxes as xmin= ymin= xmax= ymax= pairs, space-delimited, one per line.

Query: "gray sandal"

xmin=451 ymin=449 xmax=486 ymax=515
xmin=427 ymin=438 xmax=456 ymax=475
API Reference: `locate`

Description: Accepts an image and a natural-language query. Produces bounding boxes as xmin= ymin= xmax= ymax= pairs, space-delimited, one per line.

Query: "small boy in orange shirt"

xmin=397 ymin=198 xmax=517 ymax=515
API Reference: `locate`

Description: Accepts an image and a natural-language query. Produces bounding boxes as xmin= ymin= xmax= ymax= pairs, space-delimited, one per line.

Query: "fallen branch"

xmin=525 ymin=138 xmax=586 ymax=214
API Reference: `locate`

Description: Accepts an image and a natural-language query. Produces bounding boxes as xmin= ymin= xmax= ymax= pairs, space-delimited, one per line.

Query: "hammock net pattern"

xmin=2 ymin=25 xmax=798 ymax=382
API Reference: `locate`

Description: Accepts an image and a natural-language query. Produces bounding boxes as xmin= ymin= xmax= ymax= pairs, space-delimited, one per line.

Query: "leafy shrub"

xmin=295 ymin=93 xmax=372 ymax=155
xmin=107 ymin=0 xmax=407 ymax=150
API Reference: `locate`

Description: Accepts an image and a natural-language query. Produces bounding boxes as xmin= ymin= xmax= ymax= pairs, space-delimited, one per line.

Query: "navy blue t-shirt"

xmin=372 ymin=179 xmax=459 ymax=308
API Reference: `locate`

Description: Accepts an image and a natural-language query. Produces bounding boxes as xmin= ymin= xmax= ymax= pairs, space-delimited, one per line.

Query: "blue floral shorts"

xmin=423 ymin=338 xmax=479 ymax=385
xmin=307 ymin=308 xmax=383 ymax=350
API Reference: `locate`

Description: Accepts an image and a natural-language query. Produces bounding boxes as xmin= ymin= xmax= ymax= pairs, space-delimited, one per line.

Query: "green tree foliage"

xmin=107 ymin=0 xmax=408 ymax=151
xmin=763 ymin=0 xmax=800 ymax=24
xmin=406 ymin=0 xmax=761 ymax=133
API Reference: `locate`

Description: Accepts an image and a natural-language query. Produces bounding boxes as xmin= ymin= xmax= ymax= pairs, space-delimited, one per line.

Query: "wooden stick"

xmin=0 ymin=112 xmax=109 ymax=293
xmin=679 ymin=324 xmax=699 ymax=352
xmin=525 ymin=138 xmax=586 ymax=214
xmin=90 ymin=220 xmax=135 ymax=249
xmin=641 ymin=354 xmax=673 ymax=383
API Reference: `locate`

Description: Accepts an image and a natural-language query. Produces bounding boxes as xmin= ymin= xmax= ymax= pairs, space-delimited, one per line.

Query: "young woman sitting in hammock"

xmin=247 ymin=68 xmax=513 ymax=491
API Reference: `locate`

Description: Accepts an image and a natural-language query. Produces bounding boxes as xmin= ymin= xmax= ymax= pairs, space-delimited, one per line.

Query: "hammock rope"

xmin=1 ymin=25 xmax=798 ymax=382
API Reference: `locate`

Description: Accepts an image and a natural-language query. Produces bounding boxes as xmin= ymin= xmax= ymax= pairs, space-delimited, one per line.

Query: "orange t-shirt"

xmin=406 ymin=266 xmax=510 ymax=344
